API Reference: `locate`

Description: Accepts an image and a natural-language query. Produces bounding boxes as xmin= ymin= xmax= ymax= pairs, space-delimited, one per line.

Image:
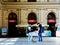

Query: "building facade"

xmin=0 ymin=0 xmax=60 ymax=37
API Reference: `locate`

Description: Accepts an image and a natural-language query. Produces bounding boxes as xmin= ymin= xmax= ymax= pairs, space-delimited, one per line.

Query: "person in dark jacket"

xmin=37 ymin=23 xmax=43 ymax=42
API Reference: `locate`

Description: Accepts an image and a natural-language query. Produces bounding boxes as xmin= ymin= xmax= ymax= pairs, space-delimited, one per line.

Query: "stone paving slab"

xmin=0 ymin=37 xmax=60 ymax=45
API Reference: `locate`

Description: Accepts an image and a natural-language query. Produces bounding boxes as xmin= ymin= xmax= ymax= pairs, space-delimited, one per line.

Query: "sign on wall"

xmin=8 ymin=20 xmax=16 ymax=22
xmin=48 ymin=19 xmax=56 ymax=23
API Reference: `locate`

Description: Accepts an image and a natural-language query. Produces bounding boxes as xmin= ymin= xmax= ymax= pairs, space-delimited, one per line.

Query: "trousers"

xmin=38 ymin=33 xmax=42 ymax=42
xmin=27 ymin=32 xmax=33 ymax=41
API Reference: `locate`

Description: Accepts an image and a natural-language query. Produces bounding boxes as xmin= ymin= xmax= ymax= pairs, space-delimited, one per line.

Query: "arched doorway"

xmin=47 ymin=12 xmax=56 ymax=25
xmin=28 ymin=12 xmax=37 ymax=25
xmin=8 ymin=12 xmax=19 ymax=37
xmin=47 ymin=12 xmax=56 ymax=37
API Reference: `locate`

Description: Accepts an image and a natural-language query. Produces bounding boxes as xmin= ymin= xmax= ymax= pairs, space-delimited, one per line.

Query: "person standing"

xmin=26 ymin=24 xmax=33 ymax=42
xmin=37 ymin=23 xmax=44 ymax=42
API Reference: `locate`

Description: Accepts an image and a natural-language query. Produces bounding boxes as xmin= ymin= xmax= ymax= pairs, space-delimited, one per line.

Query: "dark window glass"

xmin=47 ymin=0 xmax=49 ymax=2
xmin=47 ymin=12 xmax=56 ymax=24
xmin=47 ymin=12 xmax=56 ymax=20
xmin=8 ymin=0 xmax=17 ymax=2
xmin=3 ymin=0 xmax=17 ymax=2
xmin=28 ymin=0 xmax=36 ymax=2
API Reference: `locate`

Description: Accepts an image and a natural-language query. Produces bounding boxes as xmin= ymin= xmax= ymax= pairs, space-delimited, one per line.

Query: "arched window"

xmin=47 ymin=12 xmax=56 ymax=25
xmin=8 ymin=12 xmax=17 ymax=19
xmin=28 ymin=12 xmax=37 ymax=24
xmin=47 ymin=12 xmax=56 ymax=20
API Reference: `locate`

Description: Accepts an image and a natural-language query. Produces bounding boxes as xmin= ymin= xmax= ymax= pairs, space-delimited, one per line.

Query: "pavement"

xmin=0 ymin=37 xmax=60 ymax=45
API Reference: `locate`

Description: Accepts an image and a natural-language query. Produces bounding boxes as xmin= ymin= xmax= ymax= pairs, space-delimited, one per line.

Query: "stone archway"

xmin=8 ymin=12 xmax=19 ymax=37
xmin=47 ymin=12 xmax=56 ymax=37
xmin=28 ymin=12 xmax=37 ymax=25
xmin=47 ymin=12 xmax=56 ymax=25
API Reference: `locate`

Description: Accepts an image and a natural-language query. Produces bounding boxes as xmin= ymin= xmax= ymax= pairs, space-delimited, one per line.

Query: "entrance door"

xmin=28 ymin=12 xmax=37 ymax=25
xmin=8 ymin=12 xmax=19 ymax=37
xmin=47 ymin=12 xmax=56 ymax=37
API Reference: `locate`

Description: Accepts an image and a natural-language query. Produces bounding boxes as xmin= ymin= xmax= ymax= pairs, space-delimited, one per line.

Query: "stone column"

xmin=0 ymin=9 xmax=2 ymax=27
xmin=40 ymin=9 xmax=47 ymax=24
xmin=18 ymin=9 xmax=21 ymax=24
xmin=2 ymin=9 xmax=8 ymax=27
xmin=37 ymin=9 xmax=41 ymax=23
xmin=21 ymin=8 xmax=28 ymax=24
xmin=57 ymin=9 xmax=60 ymax=23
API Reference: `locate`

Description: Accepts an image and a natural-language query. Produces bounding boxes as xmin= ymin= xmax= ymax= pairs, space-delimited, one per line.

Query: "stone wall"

xmin=0 ymin=2 xmax=60 ymax=28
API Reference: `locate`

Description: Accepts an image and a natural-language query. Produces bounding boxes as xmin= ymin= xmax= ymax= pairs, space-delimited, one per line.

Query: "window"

xmin=28 ymin=0 xmax=36 ymax=2
xmin=2 ymin=0 xmax=17 ymax=2
xmin=49 ymin=0 xmax=57 ymax=2
xmin=0 ymin=0 xmax=1 ymax=2
xmin=28 ymin=12 xmax=37 ymax=24
xmin=47 ymin=0 xmax=49 ymax=2
xmin=8 ymin=0 xmax=17 ymax=2
xmin=2 ymin=0 xmax=8 ymax=2
xmin=57 ymin=0 xmax=60 ymax=2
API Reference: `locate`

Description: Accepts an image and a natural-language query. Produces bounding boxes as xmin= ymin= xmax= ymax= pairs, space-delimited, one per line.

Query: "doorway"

xmin=8 ymin=12 xmax=19 ymax=37
xmin=47 ymin=12 xmax=56 ymax=37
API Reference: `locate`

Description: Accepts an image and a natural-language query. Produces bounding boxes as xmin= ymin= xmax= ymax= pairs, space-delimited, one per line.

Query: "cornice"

xmin=1 ymin=4 xmax=59 ymax=9
xmin=1 ymin=2 xmax=60 ymax=5
xmin=1 ymin=2 xmax=60 ymax=9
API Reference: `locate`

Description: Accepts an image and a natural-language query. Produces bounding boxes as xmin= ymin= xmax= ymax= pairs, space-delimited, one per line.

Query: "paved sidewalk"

xmin=0 ymin=37 xmax=60 ymax=45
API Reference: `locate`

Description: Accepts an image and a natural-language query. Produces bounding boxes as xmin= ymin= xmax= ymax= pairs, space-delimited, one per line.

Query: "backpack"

xmin=41 ymin=26 xmax=44 ymax=33
xmin=39 ymin=25 xmax=44 ymax=33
